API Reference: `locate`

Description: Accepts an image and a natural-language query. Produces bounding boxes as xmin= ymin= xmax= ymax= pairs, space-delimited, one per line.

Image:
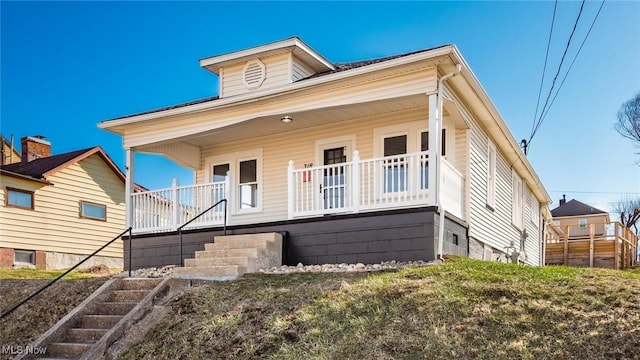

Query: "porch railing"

xmin=131 ymin=178 xmax=229 ymax=233
xmin=288 ymin=150 xmax=464 ymax=219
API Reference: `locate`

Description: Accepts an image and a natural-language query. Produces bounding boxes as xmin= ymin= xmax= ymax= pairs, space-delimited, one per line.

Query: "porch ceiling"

xmin=138 ymin=94 xmax=433 ymax=150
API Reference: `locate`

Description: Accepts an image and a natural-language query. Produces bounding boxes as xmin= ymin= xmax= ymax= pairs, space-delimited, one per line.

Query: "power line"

xmin=550 ymin=190 xmax=639 ymax=195
xmin=528 ymin=0 xmax=586 ymax=148
xmin=536 ymin=0 xmax=606 ymax=130
xmin=531 ymin=0 xmax=558 ymax=137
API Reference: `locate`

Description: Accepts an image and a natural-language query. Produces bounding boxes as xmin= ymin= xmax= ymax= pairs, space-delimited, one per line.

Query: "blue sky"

xmin=2 ymin=1 xmax=639 ymax=215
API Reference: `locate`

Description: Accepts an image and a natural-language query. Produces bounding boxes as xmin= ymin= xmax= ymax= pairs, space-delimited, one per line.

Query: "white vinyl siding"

xmin=487 ymin=141 xmax=496 ymax=208
xmin=0 ymin=154 xmax=125 ymax=259
xmin=291 ymin=56 xmax=314 ymax=81
xmin=221 ymin=53 xmax=291 ymax=97
xmin=467 ymin=116 xmax=541 ymax=265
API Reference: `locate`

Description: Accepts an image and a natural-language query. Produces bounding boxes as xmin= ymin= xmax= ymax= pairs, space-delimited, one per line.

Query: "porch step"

xmin=174 ymin=232 xmax=283 ymax=280
xmin=46 ymin=342 xmax=93 ymax=359
xmin=19 ymin=278 xmax=169 ymax=360
xmin=173 ymin=265 xmax=247 ymax=280
xmin=197 ymin=247 xmax=265 ymax=258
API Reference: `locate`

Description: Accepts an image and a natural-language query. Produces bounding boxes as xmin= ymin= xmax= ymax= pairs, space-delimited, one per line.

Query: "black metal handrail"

xmin=177 ymin=199 xmax=227 ymax=266
xmin=0 ymin=227 xmax=133 ymax=320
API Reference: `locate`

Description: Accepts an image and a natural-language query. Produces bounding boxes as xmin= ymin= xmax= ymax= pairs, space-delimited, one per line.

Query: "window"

xmin=511 ymin=171 xmax=523 ymax=229
xmin=14 ymin=250 xmax=35 ymax=265
xmin=239 ymin=159 xmax=258 ymax=209
xmin=578 ymin=218 xmax=587 ymax=228
xmin=80 ymin=201 xmax=107 ymax=221
xmin=6 ymin=188 xmax=34 ymax=209
xmin=420 ymin=129 xmax=447 ymax=156
xmin=487 ymin=142 xmax=496 ymax=208
xmin=206 ymin=149 xmax=262 ymax=213
xmin=383 ymin=135 xmax=408 ymax=193
xmin=531 ymin=194 xmax=540 ymax=226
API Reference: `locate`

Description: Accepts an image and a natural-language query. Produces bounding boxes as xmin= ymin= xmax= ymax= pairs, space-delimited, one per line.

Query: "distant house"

xmin=546 ymin=196 xmax=637 ymax=269
xmin=100 ymin=37 xmax=552 ymax=271
xmin=1 ymin=134 xmax=20 ymax=165
xmin=0 ymin=136 xmax=129 ymax=269
xmin=551 ymin=196 xmax=610 ymax=238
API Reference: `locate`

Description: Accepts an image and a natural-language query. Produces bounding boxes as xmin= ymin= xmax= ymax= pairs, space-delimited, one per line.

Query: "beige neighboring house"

xmin=100 ymin=37 xmax=552 ymax=270
xmin=0 ymin=136 xmax=127 ymax=269
xmin=550 ymin=196 xmax=610 ymax=238
xmin=1 ymin=135 xmax=21 ymax=165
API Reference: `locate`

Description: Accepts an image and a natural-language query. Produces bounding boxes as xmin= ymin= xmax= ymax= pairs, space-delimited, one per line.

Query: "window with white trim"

xmin=487 ymin=142 xmax=496 ymax=208
xmin=578 ymin=218 xmax=587 ymax=228
xmin=6 ymin=187 xmax=34 ymax=209
xmin=512 ymin=170 xmax=523 ymax=229
xmin=80 ymin=201 xmax=107 ymax=221
xmin=206 ymin=149 xmax=262 ymax=213
xmin=531 ymin=193 xmax=540 ymax=227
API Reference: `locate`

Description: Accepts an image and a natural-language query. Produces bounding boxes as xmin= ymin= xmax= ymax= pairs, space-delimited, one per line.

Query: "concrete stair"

xmin=19 ymin=277 xmax=168 ymax=360
xmin=173 ymin=232 xmax=283 ymax=280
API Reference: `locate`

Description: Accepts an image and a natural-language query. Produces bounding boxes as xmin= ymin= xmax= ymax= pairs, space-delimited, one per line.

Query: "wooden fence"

xmin=545 ymin=222 xmax=638 ymax=269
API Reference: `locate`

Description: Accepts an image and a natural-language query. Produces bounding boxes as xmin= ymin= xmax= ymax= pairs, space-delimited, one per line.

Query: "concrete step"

xmin=173 ymin=265 xmax=246 ymax=280
xmin=108 ymin=289 xmax=150 ymax=302
xmin=46 ymin=342 xmax=92 ymax=359
xmin=197 ymin=247 xmax=264 ymax=258
xmin=214 ymin=233 xmax=281 ymax=244
xmin=79 ymin=315 xmax=123 ymax=329
xmin=91 ymin=302 xmax=136 ymax=315
xmin=65 ymin=328 xmax=108 ymax=343
xmin=119 ymin=278 xmax=162 ymax=290
xmin=184 ymin=256 xmax=252 ymax=267
xmin=208 ymin=238 xmax=276 ymax=250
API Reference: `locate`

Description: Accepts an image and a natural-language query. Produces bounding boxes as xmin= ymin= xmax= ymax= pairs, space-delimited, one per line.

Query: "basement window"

xmin=14 ymin=249 xmax=35 ymax=266
xmin=80 ymin=201 xmax=107 ymax=221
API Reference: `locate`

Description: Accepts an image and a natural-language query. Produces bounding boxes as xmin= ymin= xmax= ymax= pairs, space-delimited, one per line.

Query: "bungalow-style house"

xmin=545 ymin=196 xmax=637 ymax=269
xmin=99 ymin=37 xmax=552 ymax=272
xmin=0 ymin=136 xmax=128 ymax=269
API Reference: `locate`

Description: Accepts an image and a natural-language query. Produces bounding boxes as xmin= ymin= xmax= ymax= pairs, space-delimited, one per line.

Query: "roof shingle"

xmin=1 ymin=147 xmax=96 ymax=180
xmin=550 ymin=199 xmax=607 ymax=217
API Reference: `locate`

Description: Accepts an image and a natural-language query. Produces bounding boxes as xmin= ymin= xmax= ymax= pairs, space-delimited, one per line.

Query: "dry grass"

xmin=118 ymin=258 xmax=640 ymax=360
xmin=0 ymin=276 xmax=109 ymax=360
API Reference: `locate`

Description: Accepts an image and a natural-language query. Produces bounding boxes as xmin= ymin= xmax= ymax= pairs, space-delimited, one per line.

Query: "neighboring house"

xmin=99 ymin=37 xmax=552 ymax=269
xmin=550 ymin=196 xmax=610 ymax=238
xmin=0 ymin=136 xmax=128 ymax=269
xmin=1 ymin=134 xmax=21 ymax=165
xmin=546 ymin=196 xmax=637 ymax=269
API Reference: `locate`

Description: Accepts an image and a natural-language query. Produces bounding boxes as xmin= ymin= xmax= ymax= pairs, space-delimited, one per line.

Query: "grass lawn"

xmin=117 ymin=257 xmax=640 ymax=360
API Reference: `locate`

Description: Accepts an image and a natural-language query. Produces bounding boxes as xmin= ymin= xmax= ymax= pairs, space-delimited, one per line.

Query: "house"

xmin=545 ymin=196 xmax=637 ymax=268
xmin=1 ymin=134 xmax=20 ymax=165
xmin=99 ymin=37 xmax=552 ymax=271
xmin=0 ymin=136 xmax=128 ymax=269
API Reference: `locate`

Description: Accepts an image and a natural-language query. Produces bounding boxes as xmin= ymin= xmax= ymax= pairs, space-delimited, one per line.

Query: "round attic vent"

xmin=243 ymin=59 xmax=266 ymax=89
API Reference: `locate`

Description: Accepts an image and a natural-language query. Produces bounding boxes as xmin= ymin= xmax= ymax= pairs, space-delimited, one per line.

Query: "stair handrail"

xmin=177 ymin=199 xmax=227 ymax=266
xmin=0 ymin=227 xmax=133 ymax=320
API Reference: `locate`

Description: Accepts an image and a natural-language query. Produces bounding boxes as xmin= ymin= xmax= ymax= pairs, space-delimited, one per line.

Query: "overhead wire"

xmin=528 ymin=0 xmax=586 ymax=149
xmin=535 ymin=0 xmax=606 ymax=130
xmin=531 ymin=0 xmax=558 ymax=137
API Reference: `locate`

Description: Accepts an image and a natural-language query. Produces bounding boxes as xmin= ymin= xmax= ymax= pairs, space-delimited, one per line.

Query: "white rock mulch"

xmin=119 ymin=259 xmax=442 ymax=278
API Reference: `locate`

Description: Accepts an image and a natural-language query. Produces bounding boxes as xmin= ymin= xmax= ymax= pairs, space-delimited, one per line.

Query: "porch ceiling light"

xmin=280 ymin=116 xmax=293 ymax=123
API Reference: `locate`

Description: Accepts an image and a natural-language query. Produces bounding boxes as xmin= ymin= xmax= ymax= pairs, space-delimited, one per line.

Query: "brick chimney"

xmin=21 ymin=135 xmax=51 ymax=163
xmin=559 ymin=194 xmax=566 ymax=206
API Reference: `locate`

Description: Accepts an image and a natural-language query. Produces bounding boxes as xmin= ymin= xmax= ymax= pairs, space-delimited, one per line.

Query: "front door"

xmin=323 ymin=147 xmax=347 ymax=209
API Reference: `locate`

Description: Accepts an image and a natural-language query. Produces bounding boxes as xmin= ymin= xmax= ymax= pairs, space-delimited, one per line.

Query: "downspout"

xmin=436 ymin=64 xmax=461 ymax=260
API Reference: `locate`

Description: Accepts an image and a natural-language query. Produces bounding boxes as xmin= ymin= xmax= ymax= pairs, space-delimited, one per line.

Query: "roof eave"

xmin=99 ymin=45 xmax=456 ymax=131
xmin=448 ymin=47 xmax=551 ymax=205
xmin=0 ymin=169 xmax=52 ymax=185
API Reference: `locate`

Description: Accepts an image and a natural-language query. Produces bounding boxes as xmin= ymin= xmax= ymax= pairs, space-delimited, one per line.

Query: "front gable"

xmin=199 ymin=37 xmax=334 ymax=98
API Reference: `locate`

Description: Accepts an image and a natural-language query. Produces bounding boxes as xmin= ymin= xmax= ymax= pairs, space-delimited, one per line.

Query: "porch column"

xmin=428 ymin=93 xmax=439 ymax=204
xmin=125 ymin=148 xmax=134 ymax=229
